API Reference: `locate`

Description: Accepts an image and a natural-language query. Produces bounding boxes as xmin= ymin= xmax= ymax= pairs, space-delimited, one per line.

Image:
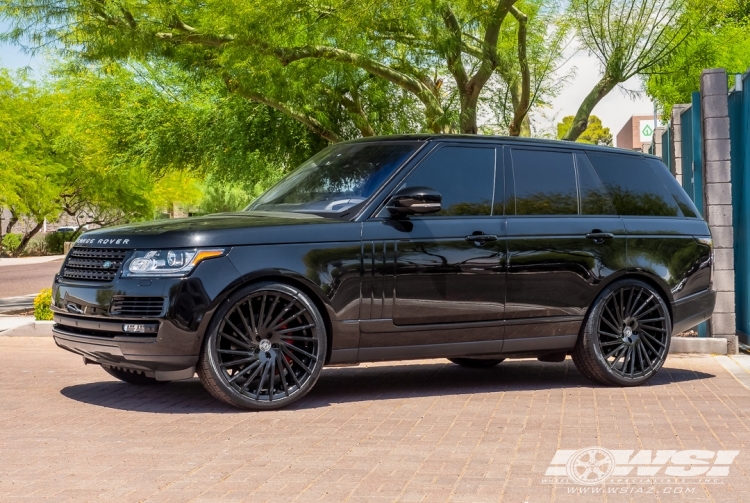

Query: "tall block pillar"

xmin=700 ymin=68 xmax=738 ymax=353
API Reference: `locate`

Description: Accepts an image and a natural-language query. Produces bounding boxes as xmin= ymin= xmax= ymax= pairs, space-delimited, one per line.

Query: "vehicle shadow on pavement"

xmin=59 ymin=360 xmax=714 ymax=413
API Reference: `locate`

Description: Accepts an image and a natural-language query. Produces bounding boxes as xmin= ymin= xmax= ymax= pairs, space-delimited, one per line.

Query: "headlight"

xmin=123 ymin=248 xmax=226 ymax=277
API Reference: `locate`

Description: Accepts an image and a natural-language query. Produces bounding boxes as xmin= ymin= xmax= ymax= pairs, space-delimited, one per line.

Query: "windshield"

xmin=247 ymin=142 xmax=418 ymax=215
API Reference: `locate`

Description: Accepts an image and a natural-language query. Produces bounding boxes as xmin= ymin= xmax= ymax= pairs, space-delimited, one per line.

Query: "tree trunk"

xmin=11 ymin=221 xmax=44 ymax=258
xmin=460 ymin=92 xmax=479 ymax=134
xmin=519 ymin=114 xmax=531 ymax=137
xmin=5 ymin=210 xmax=18 ymax=234
xmin=507 ymin=6 xmax=530 ymax=137
xmin=562 ymin=75 xmax=616 ymax=141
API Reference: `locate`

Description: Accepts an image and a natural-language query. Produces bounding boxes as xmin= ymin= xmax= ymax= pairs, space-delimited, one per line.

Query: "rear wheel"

xmin=102 ymin=365 xmax=164 ymax=385
xmin=198 ymin=282 xmax=327 ymax=410
xmin=572 ymin=279 xmax=671 ymax=386
xmin=448 ymin=357 xmax=504 ymax=368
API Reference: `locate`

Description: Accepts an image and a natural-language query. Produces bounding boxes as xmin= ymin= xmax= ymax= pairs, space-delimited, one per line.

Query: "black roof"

xmin=343 ymin=134 xmax=648 ymax=157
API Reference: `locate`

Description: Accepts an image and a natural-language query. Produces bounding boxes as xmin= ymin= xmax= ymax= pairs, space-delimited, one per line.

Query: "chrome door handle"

xmin=585 ymin=232 xmax=614 ymax=243
xmin=465 ymin=234 xmax=498 ymax=244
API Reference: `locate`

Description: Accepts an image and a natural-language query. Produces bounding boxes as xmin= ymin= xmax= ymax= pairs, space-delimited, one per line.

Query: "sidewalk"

xmin=0 ymin=315 xmax=35 ymax=332
xmin=0 ymin=255 xmax=65 ymax=267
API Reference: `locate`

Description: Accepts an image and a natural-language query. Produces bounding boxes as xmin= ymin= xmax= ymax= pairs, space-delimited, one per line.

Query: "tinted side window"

xmin=511 ymin=149 xmax=577 ymax=215
xmin=587 ymin=153 xmax=680 ymax=217
xmin=645 ymin=158 xmax=700 ymax=218
xmin=575 ymin=153 xmax=617 ymax=215
xmin=399 ymin=146 xmax=495 ymax=216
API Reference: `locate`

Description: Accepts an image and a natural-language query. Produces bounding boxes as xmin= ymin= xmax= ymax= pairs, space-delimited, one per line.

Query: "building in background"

xmin=616 ymin=115 xmax=657 ymax=150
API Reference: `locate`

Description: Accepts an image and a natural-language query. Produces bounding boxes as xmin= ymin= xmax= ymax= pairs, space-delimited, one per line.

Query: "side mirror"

xmin=386 ymin=186 xmax=442 ymax=217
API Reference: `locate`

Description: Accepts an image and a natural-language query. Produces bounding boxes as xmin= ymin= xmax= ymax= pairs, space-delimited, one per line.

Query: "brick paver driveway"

xmin=2 ymin=337 xmax=750 ymax=502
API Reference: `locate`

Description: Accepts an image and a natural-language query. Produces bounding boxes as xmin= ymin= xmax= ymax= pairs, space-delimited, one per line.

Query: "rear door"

xmin=503 ymin=147 xmax=626 ymax=350
xmin=587 ymin=152 xmax=711 ymax=302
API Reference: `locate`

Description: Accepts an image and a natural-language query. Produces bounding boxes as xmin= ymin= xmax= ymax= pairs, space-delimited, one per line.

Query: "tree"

xmin=0 ymin=0 xmax=568 ymax=138
xmin=556 ymin=115 xmax=612 ymax=145
xmin=645 ymin=0 xmax=750 ymax=116
xmin=562 ymin=0 xmax=694 ymax=141
xmin=0 ymin=70 xmax=160 ymax=255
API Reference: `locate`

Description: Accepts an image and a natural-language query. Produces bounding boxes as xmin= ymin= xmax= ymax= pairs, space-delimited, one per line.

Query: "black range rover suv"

xmin=52 ymin=135 xmax=716 ymax=410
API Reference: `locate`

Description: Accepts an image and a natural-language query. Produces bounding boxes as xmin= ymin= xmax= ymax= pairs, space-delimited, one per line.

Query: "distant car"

xmin=51 ymin=135 xmax=715 ymax=410
xmin=56 ymin=226 xmax=78 ymax=233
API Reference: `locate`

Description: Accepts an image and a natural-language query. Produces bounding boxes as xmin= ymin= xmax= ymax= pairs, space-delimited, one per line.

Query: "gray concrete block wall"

xmin=653 ymin=126 xmax=666 ymax=158
xmin=700 ymin=68 xmax=738 ymax=353
xmin=671 ymin=104 xmax=689 ymax=185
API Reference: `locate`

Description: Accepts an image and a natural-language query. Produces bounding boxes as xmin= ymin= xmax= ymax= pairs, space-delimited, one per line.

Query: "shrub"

xmin=34 ymin=288 xmax=53 ymax=321
xmin=23 ymin=235 xmax=49 ymax=256
xmin=1 ymin=233 xmax=22 ymax=254
xmin=45 ymin=231 xmax=74 ymax=255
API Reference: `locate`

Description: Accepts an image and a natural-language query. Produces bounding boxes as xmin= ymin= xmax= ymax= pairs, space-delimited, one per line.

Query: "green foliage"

xmin=23 ymin=235 xmax=49 ymax=256
xmin=70 ymin=63 xmax=325 ymax=186
xmin=34 ymin=288 xmax=53 ymax=321
xmin=44 ymin=232 xmax=75 ymax=255
xmin=1 ymin=233 xmax=22 ymax=254
xmin=0 ymin=0 xmax=568 ymax=136
xmin=562 ymin=0 xmax=692 ymax=141
xmin=556 ymin=115 xmax=612 ymax=145
xmin=646 ymin=0 xmax=750 ymax=116
xmin=198 ymin=178 xmax=256 ymax=215
xmin=0 ymin=69 xmax=159 ymax=255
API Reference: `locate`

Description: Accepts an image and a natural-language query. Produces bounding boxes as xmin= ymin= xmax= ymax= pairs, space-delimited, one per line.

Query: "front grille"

xmin=62 ymin=248 xmax=129 ymax=282
xmin=110 ymin=297 xmax=165 ymax=317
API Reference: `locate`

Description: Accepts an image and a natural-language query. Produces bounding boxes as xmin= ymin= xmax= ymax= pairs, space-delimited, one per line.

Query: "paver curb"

xmin=1 ymin=320 xmax=54 ymax=337
xmin=715 ymin=355 xmax=750 ymax=391
xmin=670 ymin=336 xmax=727 ymax=354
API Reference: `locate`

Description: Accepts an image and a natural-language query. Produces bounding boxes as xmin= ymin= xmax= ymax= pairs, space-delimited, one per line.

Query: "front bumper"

xmin=671 ymin=288 xmax=716 ymax=336
xmin=53 ymin=312 xmax=201 ymax=375
xmin=51 ymin=256 xmax=239 ymax=376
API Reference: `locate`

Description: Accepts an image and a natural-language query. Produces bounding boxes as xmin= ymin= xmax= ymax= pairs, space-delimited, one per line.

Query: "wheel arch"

xmin=584 ymin=270 xmax=674 ymax=336
xmin=207 ymin=270 xmax=336 ymax=364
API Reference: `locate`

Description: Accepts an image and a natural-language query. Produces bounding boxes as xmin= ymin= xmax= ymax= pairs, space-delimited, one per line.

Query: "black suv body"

xmin=52 ymin=135 xmax=715 ymax=409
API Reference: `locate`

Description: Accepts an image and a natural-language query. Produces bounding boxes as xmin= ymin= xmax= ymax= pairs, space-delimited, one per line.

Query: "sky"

xmin=540 ymin=50 xmax=656 ymax=146
xmin=1 ymin=22 xmax=655 ymax=148
xmin=0 ymin=19 xmax=43 ymax=71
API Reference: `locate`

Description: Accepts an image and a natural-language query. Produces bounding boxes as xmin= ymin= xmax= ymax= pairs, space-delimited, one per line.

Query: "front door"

xmin=360 ymin=145 xmax=506 ymax=347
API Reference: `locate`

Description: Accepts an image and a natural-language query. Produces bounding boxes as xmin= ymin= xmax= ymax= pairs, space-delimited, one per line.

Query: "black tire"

xmin=102 ymin=365 xmax=164 ymax=385
xmin=572 ymin=279 xmax=671 ymax=386
xmin=198 ymin=282 xmax=327 ymax=410
xmin=448 ymin=357 xmax=505 ymax=368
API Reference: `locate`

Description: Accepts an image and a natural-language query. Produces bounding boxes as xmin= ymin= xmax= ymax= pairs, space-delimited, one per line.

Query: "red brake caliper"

xmin=280 ymin=325 xmax=294 ymax=366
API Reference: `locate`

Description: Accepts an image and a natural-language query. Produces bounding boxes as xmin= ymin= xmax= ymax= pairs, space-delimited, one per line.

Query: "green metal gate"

xmin=729 ymin=73 xmax=750 ymax=343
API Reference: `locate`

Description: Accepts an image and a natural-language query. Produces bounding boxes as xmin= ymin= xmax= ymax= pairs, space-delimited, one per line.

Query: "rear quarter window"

xmin=586 ymin=152 xmax=680 ymax=217
xmin=644 ymin=158 xmax=700 ymax=218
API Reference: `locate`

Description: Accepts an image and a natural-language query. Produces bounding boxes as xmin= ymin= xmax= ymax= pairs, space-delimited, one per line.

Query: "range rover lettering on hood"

xmin=76 ymin=238 xmax=130 ymax=245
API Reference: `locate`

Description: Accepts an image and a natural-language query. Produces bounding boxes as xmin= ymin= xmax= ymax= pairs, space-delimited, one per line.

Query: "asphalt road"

xmin=0 ymin=259 xmax=62 ymax=298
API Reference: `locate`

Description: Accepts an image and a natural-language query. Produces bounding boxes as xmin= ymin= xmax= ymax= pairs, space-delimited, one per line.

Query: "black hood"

xmin=73 ymin=211 xmax=359 ymax=249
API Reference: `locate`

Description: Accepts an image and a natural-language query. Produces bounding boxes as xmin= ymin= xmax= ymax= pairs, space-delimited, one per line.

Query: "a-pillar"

xmin=700 ymin=68 xmax=738 ymax=353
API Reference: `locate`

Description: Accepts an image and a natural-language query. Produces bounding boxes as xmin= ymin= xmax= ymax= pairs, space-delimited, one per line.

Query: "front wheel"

xmin=448 ymin=357 xmax=504 ymax=368
xmin=198 ymin=282 xmax=327 ymax=410
xmin=572 ymin=279 xmax=671 ymax=386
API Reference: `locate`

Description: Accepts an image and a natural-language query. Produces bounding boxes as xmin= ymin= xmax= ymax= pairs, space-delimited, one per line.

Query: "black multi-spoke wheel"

xmin=572 ymin=279 xmax=671 ymax=386
xmin=448 ymin=357 xmax=505 ymax=368
xmin=198 ymin=282 xmax=327 ymax=410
